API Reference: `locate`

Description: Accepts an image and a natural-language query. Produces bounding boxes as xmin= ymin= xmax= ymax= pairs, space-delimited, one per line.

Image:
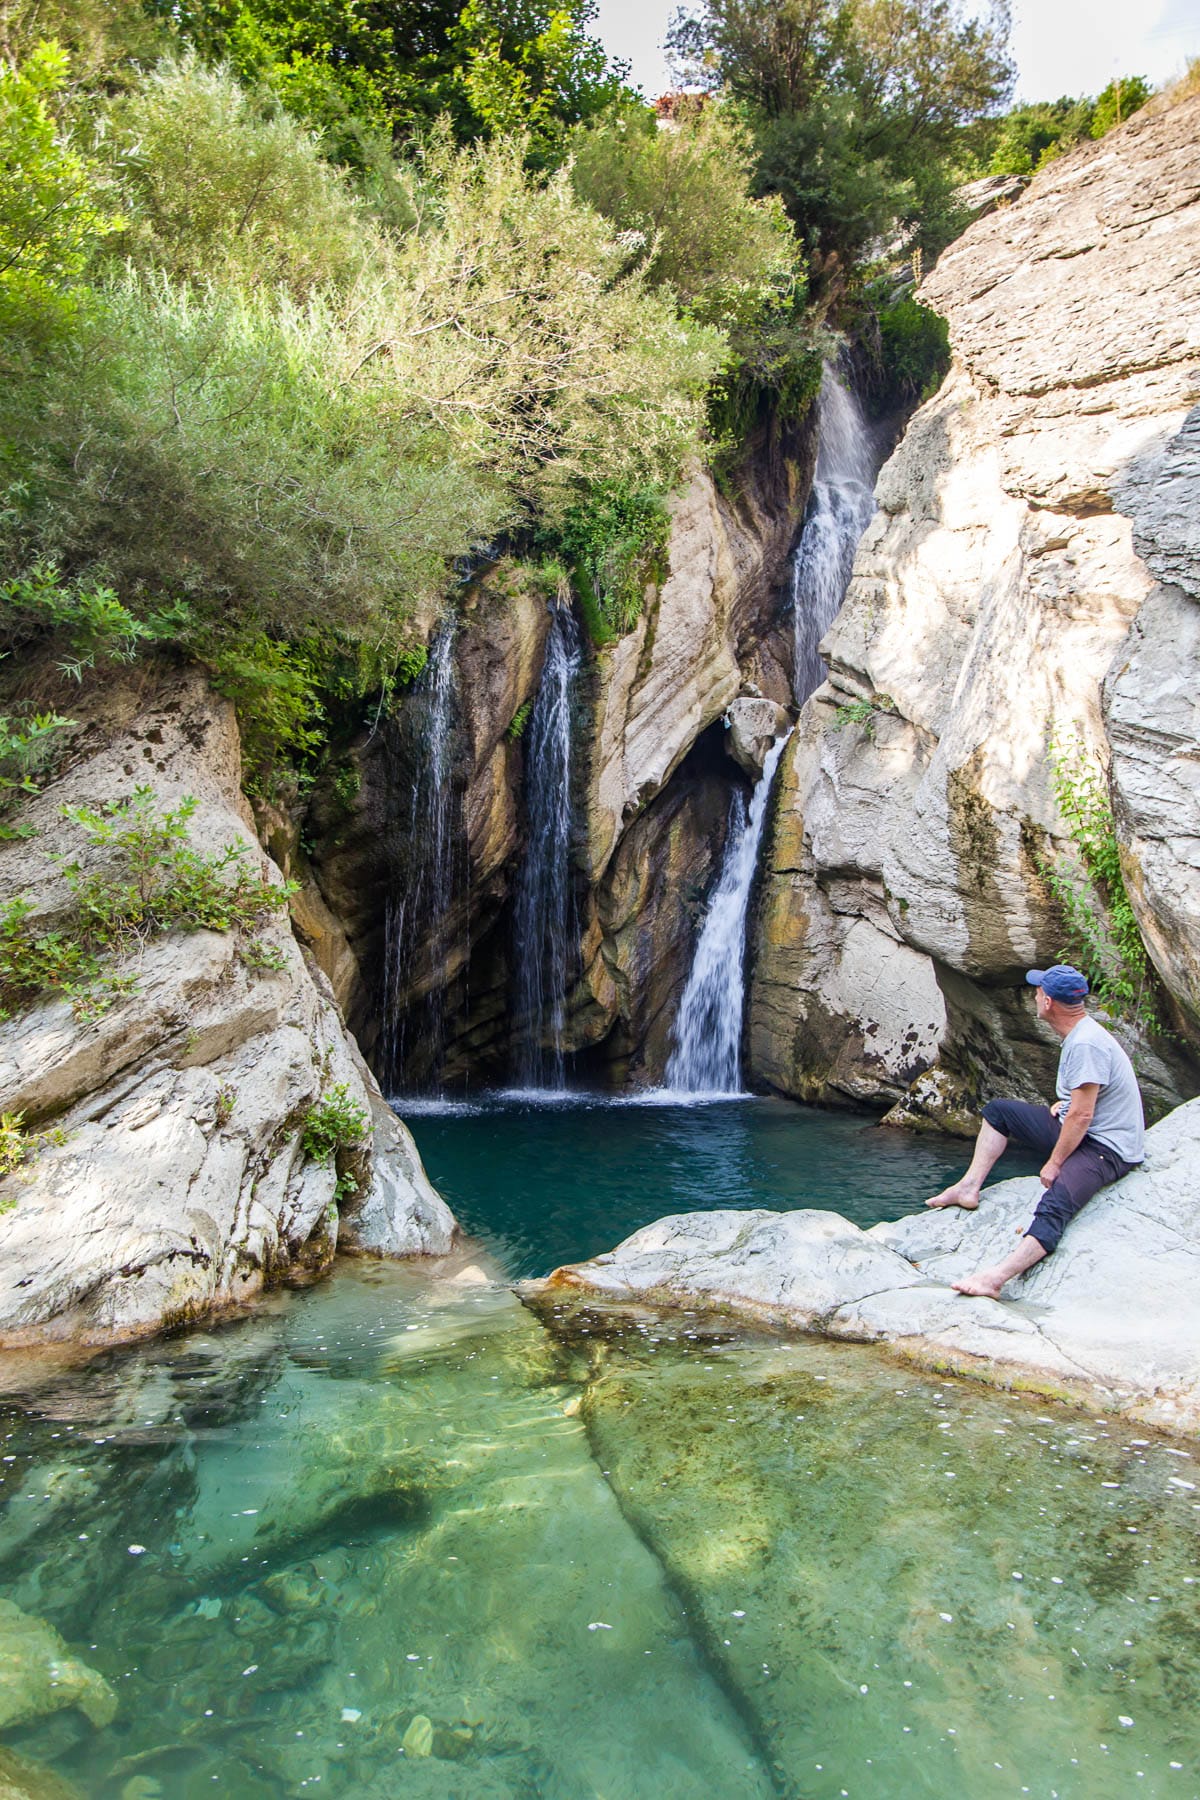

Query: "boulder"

xmin=532 ymin=1094 xmax=1200 ymax=1435
xmin=0 ymin=1598 xmax=116 ymax=1731
xmin=0 ymin=668 xmax=456 ymax=1346
xmin=751 ymin=94 xmax=1200 ymax=1125
xmin=722 ymin=695 xmax=791 ymax=780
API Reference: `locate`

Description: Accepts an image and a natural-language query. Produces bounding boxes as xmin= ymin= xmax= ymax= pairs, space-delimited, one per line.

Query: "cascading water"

xmin=512 ymin=606 xmax=581 ymax=1090
xmin=667 ymin=367 xmax=874 ymax=1097
xmin=665 ymin=731 xmax=791 ymax=1096
xmin=791 ymin=362 xmax=877 ymax=704
xmin=380 ymin=625 xmax=458 ymax=1091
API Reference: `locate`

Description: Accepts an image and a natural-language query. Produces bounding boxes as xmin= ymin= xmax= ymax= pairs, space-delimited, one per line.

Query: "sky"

xmin=592 ymin=0 xmax=1200 ymax=104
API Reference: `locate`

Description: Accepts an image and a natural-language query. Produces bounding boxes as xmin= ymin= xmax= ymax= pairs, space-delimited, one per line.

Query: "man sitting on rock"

xmin=924 ymin=965 xmax=1145 ymax=1298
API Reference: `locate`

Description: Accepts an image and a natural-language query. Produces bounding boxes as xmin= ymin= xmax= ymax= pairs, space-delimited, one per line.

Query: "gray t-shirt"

xmin=1057 ymin=1016 xmax=1145 ymax=1164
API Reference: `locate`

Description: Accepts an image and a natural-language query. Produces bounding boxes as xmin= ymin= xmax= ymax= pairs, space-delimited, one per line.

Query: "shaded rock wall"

xmin=313 ymin=420 xmax=814 ymax=1092
xmin=751 ymin=95 xmax=1200 ymax=1126
xmin=0 ymin=668 xmax=455 ymax=1348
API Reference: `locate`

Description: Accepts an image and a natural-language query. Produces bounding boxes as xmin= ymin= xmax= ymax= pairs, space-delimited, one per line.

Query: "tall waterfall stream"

xmin=380 ymin=626 xmax=458 ymax=1092
xmin=792 ymin=364 xmax=878 ymax=705
xmin=511 ymin=605 xmax=581 ymax=1090
xmin=667 ymin=361 xmax=877 ymax=1097
xmin=664 ymin=733 xmax=791 ymax=1096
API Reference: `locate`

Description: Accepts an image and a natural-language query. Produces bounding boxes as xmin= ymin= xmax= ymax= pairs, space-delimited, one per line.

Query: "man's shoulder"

xmin=1063 ymin=1014 xmax=1130 ymax=1071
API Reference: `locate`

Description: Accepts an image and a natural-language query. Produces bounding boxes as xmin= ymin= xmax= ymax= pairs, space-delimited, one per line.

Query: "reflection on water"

xmin=0 ymin=1104 xmax=1196 ymax=1800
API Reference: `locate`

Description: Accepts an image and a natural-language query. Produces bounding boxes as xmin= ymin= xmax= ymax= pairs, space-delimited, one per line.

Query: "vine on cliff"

xmin=1038 ymin=731 xmax=1160 ymax=1030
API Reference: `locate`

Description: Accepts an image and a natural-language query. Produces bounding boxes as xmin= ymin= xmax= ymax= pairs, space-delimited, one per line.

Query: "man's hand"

xmin=1050 ymin=1100 xmax=1066 ymax=1119
xmin=1040 ymin=1082 xmax=1099 ymax=1187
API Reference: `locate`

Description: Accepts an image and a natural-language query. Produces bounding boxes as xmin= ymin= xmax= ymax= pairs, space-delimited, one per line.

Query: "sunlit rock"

xmin=533 ymin=1094 xmax=1200 ymax=1433
xmin=0 ymin=669 xmax=456 ymax=1347
xmin=751 ymin=95 xmax=1200 ymax=1124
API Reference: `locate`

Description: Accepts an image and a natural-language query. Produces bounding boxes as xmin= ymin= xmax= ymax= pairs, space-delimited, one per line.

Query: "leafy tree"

xmin=568 ymin=96 xmax=798 ymax=329
xmin=667 ymin=0 xmax=1014 ymax=270
xmin=0 ymin=0 xmax=171 ymax=95
xmin=145 ymin=0 xmax=471 ymax=156
xmin=96 ymin=56 xmax=378 ymax=295
xmin=1090 ymin=74 xmax=1150 ymax=138
xmin=978 ymin=74 xmax=1151 ymax=177
xmin=154 ymin=0 xmax=630 ymax=163
xmin=0 ymin=41 xmax=121 ymax=344
xmin=453 ymin=0 xmax=628 ymax=161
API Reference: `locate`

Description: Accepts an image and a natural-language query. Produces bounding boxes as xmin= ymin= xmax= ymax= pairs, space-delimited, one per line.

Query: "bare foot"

xmin=952 ymin=1270 xmax=1006 ymax=1298
xmin=925 ymin=1181 xmax=981 ymax=1210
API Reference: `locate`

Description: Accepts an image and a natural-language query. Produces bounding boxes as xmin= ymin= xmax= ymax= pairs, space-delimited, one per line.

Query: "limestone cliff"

xmin=0 ymin=668 xmax=455 ymax=1348
xmin=750 ymin=94 xmax=1200 ymax=1124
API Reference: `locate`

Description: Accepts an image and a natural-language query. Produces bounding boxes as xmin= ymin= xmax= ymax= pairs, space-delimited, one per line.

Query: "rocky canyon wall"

xmin=0 ymin=668 xmax=455 ymax=1348
xmin=309 ymin=420 xmax=814 ymax=1091
xmin=750 ymin=94 xmax=1200 ymax=1127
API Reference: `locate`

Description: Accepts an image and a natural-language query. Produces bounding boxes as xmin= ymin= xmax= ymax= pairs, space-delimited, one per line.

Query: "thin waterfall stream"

xmin=791 ymin=362 xmax=877 ymax=704
xmin=665 ymin=733 xmax=791 ymax=1096
xmin=380 ymin=624 xmax=458 ymax=1092
xmin=511 ymin=605 xmax=581 ymax=1090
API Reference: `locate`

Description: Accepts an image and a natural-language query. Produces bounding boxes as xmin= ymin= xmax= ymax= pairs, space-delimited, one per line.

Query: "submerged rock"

xmin=531 ymin=1095 xmax=1200 ymax=1434
xmin=0 ymin=1599 xmax=116 ymax=1731
xmin=0 ymin=1747 xmax=80 ymax=1800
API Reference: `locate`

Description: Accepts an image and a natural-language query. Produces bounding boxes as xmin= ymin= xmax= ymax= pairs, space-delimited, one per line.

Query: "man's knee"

xmin=982 ymin=1099 xmax=1011 ymax=1134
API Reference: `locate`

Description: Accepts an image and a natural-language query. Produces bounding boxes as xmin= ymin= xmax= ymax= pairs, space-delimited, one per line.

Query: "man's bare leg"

xmin=953 ymin=1233 xmax=1046 ymax=1298
xmin=926 ymin=1121 xmax=1009 ymax=1210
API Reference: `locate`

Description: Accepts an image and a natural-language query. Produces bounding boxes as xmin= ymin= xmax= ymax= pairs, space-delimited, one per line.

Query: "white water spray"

xmin=664 ymin=732 xmax=791 ymax=1096
xmin=792 ymin=364 xmax=876 ymax=704
xmin=512 ymin=607 xmax=581 ymax=1090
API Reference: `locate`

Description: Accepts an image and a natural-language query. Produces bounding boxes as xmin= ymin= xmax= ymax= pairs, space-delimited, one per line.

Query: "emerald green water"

xmin=0 ymin=1100 xmax=1196 ymax=1799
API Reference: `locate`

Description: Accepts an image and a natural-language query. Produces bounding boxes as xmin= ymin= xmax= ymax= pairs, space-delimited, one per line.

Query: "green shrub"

xmin=0 ymin=42 xmax=122 ymax=346
xmin=0 ymin=785 xmax=293 ymax=1019
xmin=569 ymin=97 xmax=800 ymax=331
xmin=506 ymin=700 xmax=532 ymax=741
xmin=0 ymin=1109 xmax=68 ymax=1209
xmin=1039 ymin=732 xmax=1159 ymax=1028
xmin=301 ymin=1083 xmax=370 ymax=1162
xmin=0 ymin=708 xmax=72 ymax=836
xmin=553 ymin=480 xmax=671 ymax=637
xmin=875 ymin=298 xmax=951 ymax=408
xmin=0 ymin=565 xmax=186 ymax=680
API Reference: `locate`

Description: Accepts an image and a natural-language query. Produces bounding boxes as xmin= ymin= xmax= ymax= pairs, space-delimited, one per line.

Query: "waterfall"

xmin=380 ymin=626 xmax=458 ymax=1092
xmin=512 ymin=606 xmax=582 ymax=1090
xmin=791 ymin=364 xmax=877 ymax=704
xmin=665 ymin=732 xmax=791 ymax=1097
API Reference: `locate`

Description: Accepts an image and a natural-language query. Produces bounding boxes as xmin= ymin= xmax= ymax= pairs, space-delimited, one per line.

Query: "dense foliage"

xmin=667 ymin=0 xmax=1015 ymax=274
xmin=978 ymin=76 xmax=1151 ymax=176
xmin=0 ymin=0 xmax=1167 ymax=805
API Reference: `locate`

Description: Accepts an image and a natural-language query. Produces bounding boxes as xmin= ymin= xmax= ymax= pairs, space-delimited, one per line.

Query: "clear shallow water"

xmin=0 ymin=1101 xmax=1196 ymax=1800
xmin=403 ymin=1093 xmax=1037 ymax=1279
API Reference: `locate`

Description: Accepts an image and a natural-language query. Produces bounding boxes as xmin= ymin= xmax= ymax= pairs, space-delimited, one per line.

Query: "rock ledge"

xmin=530 ymin=1096 xmax=1200 ymax=1437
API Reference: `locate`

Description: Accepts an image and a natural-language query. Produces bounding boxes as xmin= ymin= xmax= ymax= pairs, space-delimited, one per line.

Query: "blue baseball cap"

xmin=1026 ymin=965 xmax=1089 ymax=1002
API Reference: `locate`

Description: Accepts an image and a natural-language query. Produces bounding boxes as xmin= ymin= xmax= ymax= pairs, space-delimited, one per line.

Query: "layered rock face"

xmin=751 ymin=95 xmax=1200 ymax=1124
xmin=0 ymin=669 xmax=455 ymax=1347
xmin=316 ymin=426 xmax=812 ymax=1092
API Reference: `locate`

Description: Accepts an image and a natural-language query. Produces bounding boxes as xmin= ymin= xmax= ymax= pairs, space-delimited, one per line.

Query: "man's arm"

xmin=1041 ymin=1082 xmax=1100 ymax=1186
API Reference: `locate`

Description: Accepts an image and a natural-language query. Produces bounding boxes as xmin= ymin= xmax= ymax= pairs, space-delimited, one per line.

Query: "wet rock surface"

xmin=534 ymin=1094 xmax=1200 ymax=1435
xmin=751 ymin=95 xmax=1200 ymax=1123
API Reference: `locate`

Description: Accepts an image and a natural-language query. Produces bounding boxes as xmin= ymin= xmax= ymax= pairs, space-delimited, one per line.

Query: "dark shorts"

xmin=981 ymin=1099 xmax=1137 ymax=1255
